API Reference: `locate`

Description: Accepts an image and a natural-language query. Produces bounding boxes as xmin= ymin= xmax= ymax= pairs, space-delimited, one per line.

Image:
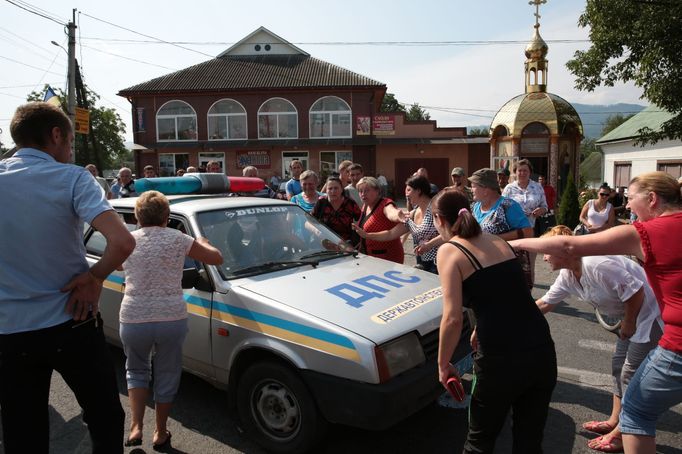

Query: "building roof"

xmin=118 ymin=55 xmax=384 ymax=95
xmin=596 ymin=105 xmax=675 ymax=144
xmin=490 ymin=92 xmax=583 ymax=137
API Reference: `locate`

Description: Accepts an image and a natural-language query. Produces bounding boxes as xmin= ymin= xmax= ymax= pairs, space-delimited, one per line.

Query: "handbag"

xmin=573 ymin=223 xmax=589 ymax=236
xmin=514 ymin=229 xmax=534 ymax=290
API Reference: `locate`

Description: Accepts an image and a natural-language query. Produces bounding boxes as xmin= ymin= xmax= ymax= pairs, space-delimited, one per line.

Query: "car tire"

xmin=236 ymin=361 xmax=327 ymax=453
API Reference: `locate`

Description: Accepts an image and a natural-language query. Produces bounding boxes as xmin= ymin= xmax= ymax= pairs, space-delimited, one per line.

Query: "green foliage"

xmin=579 ymin=188 xmax=597 ymax=209
xmin=580 ymin=137 xmax=597 ymax=162
xmin=468 ymin=127 xmax=489 ymax=137
xmin=405 ymin=103 xmax=431 ymax=121
xmin=26 ymin=84 xmax=127 ymax=169
xmin=557 ymin=172 xmax=581 ymax=229
xmin=601 ymin=113 xmax=634 ymax=136
xmin=380 ymin=93 xmax=406 ymax=113
xmin=566 ymin=0 xmax=682 ymax=144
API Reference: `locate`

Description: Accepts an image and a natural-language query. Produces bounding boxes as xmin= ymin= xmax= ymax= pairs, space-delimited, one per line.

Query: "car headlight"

xmin=375 ymin=332 xmax=426 ymax=382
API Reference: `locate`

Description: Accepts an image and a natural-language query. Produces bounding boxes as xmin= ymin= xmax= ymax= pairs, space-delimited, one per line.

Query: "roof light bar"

xmin=135 ymin=173 xmax=265 ymax=195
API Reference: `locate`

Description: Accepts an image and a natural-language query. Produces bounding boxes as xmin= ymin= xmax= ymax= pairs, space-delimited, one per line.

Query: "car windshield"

xmin=196 ymin=205 xmax=355 ymax=279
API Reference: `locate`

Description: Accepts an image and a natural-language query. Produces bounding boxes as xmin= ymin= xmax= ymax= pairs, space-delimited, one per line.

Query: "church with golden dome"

xmin=489 ymin=0 xmax=583 ymax=195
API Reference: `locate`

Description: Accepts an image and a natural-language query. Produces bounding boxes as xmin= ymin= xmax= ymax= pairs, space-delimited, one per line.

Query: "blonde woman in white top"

xmin=120 ymin=191 xmax=222 ymax=448
xmin=536 ymin=226 xmax=662 ymax=453
xmin=580 ymin=185 xmax=616 ymax=233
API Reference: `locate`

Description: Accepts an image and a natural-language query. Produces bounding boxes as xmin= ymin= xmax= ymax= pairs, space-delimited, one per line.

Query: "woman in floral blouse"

xmin=312 ymin=176 xmax=361 ymax=245
xmin=502 ymin=159 xmax=548 ymax=282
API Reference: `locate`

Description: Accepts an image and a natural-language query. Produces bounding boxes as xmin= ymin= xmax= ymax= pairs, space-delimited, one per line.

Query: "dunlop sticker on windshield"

xmin=371 ymin=287 xmax=443 ymax=324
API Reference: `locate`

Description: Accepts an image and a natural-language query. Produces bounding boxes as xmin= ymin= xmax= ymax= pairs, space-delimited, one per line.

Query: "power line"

xmin=78 ymin=11 xmax=214 ymax=58
xmin=78 ymin=36 xmax=591 ymax=47
xmin=3 ymin=0 xmax=66 ymax=26
xmin=80 ymin=43 xmax=179 ymax=71
xmin=0 ymin=55 xmax=63 ymax=76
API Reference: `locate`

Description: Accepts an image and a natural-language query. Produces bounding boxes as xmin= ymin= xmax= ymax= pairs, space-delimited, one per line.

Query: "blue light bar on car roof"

xmin=134 ymin=173 xmax=265 ymax=195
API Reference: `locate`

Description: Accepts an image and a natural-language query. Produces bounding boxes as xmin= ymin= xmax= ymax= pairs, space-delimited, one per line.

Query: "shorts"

xmin=619 ymin=345 xmax=682 ymax=437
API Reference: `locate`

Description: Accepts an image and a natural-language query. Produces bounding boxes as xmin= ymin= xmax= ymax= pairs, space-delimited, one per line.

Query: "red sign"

xmin=373 ymin=115 xmax=395 ymax=135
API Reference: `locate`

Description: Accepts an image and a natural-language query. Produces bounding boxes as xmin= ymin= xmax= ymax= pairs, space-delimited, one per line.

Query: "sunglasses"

xmin=599 ymin=193 xmax=610 ymax=197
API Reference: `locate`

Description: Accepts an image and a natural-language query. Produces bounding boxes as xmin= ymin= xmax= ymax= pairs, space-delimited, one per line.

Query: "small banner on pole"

xmin=75 ymin=107 xmax=89 ymax=134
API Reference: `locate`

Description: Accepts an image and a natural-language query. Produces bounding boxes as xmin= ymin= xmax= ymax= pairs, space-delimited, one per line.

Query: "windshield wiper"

xmin=299 ymin=249 xmax=358 ymax=260
xmin=231 ymin=259 xmax=319 ymax=276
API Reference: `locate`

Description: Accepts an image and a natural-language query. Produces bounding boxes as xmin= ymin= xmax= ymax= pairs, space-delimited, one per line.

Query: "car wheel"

xmin=236 ymin=361 xmax=326 ymax=453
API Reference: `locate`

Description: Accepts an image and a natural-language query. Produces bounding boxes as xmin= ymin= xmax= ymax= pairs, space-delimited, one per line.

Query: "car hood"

xmin=233 ymin=255 xmax=443 ymax=345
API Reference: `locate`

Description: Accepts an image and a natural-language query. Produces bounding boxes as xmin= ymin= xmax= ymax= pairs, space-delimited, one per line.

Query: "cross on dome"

xmin=529 ymin=0 xmax=547 ymax=29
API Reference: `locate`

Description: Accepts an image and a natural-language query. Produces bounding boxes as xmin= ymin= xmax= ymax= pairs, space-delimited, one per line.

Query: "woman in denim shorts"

xmin=511 ymin=171 xmax=682 ymax=453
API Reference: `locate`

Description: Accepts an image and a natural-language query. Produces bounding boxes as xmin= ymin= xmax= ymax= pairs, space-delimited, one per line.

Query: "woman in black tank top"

xmin=432 ymin=189 xmax=556 ymax=454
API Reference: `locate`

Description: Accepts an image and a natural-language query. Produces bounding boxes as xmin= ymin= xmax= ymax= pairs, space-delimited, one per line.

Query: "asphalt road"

xmin=1 ymin=250 xmax=681 ymax=454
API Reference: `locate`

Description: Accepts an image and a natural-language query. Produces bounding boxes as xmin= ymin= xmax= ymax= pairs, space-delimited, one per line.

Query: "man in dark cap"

xmin=447 ymin=167 xmax=473 ymax=204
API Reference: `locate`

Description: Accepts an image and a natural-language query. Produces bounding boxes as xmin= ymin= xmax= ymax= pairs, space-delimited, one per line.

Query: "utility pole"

xmin=67 ymin=9 xmax=77 ymax=162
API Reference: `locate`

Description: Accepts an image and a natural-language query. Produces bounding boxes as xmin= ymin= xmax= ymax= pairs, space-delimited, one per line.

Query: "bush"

xmin=557 ymin=172 xmax=581 ymax=229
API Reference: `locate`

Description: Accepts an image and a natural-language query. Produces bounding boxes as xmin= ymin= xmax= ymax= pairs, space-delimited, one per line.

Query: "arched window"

xmin=309 ymin=96 xmax=351 ymax=138
xmin=207 ymin=99 xmax=247 ymax=140
xmin=493 ymin=125 xmax=509 ymax=137
xmin=258 ymin=98 xmax=297 ymax=139
xmin=522 ymin=122 xmax=550 ymax=136
xmin=156 ymin=100 xmax=197 ymax=141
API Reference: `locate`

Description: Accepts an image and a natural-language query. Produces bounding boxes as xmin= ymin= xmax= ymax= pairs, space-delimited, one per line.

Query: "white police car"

xmin=85 ymin=174 xmax=473 ymax=453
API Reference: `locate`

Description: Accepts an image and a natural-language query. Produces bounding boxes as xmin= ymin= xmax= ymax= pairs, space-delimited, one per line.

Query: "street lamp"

xmin=51 ymin=34 xmax=76 ymax=162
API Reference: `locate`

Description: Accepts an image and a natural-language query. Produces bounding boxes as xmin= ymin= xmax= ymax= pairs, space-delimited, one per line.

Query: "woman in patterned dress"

xmin=311 ymin=176 xmax=361 ymax=245
xmin=469 ymin=168 xmax=532 ymax=239
xmin=353 ymin=175 xmax=442 ymax=272
xmin=119 ymin=191 xmax=222 ymax=448
xmin=352 ymin=176 xmax=405 ymax=264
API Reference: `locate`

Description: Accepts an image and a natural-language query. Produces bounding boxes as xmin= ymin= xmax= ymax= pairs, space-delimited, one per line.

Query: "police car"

xmin=85 ymin=173 xmax=473 ymax=453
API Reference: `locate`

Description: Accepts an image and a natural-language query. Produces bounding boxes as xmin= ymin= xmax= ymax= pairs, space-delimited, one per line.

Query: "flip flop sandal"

xmin=582 ymin=420 xmax=616 ymax=434
xmin=588 ymin=435 xmax=624 ymax=453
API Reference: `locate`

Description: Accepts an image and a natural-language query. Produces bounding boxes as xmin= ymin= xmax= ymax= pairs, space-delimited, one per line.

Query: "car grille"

xmin=419 ymin=310 xmax=472 ymax=361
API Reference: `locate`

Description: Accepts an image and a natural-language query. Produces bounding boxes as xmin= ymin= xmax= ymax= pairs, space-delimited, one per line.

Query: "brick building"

xmin=118 ymin=27 xmax=488 ymax=192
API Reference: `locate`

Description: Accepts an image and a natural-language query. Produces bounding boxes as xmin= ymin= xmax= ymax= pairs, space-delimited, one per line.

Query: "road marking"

xmin=578 ymin=339 xmax=615 ymax=353
xmin=558 ymin=366 xmax=613 ymax=390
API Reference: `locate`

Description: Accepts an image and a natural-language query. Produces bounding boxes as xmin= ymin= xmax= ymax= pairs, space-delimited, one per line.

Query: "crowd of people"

xmin=1 ymin=101 xmax=680 ymax=454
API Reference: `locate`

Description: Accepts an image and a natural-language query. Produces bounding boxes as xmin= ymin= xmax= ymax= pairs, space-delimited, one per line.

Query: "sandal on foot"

xmin=588 ymin=435 xmax=623 ymax=453
xmin=124 ymin=437 xmax=142 ymax=447
xmin=152 ymin=430 xmax=171 ymax=451
xmin=582 ymin=420 xmax=616 ymax=434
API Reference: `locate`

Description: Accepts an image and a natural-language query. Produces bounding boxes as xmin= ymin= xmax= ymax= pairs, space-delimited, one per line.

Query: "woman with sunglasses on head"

xmin=511 ymin=172 xmax=682 ymax=454
xmin=579 ymin=184 xmax=617 ymax=234
xmin=433 ymin=189 xmax=556 ymax=453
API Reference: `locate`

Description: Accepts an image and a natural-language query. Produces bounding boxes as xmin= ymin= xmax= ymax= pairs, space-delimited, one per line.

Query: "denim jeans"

xmin=620 ymin=345 xmax=682 ymax=436
xmin=0 ymin=315 xmax=124 ymax=454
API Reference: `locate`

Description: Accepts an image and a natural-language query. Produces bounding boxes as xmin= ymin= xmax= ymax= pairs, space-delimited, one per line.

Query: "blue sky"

xmin=0 ymin=0 xmax=644 ymax=147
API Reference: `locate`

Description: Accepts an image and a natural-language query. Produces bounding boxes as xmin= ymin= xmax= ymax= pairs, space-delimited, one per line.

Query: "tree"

xmin=557 ymin=172 xmax=581 ymax=229
xmin=580 ymin=137 xmax=597 ymax=162
xmin=380 ymin=93 xmax=406 ymax=113
xmin=601 ymin=113 xmax=634 ymax=136
xmin=27 ymin=85 xmax=127 ymax=170
xmin=468 ymin=127 xmax=489 ymax=137
xmin=405 ymin=103 xmax=431 ymax=121
xmin=566 ymin=0 xmax=682 ymax=144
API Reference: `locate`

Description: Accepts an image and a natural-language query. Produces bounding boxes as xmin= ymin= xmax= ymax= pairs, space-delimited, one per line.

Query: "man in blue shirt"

xmin=0 ymin=102 xmax=136 ymax=454
xmin=285 ymin=159 xmax=304 ymax=200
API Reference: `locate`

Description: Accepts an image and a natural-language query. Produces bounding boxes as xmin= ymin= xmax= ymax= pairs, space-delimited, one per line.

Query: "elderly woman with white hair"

xmin=290 ymin=170 xmax=323 ymax=212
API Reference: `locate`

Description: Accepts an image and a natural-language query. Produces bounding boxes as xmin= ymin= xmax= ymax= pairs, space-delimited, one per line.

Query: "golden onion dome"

xmin=525 ymin=27 xmax=548 ymax=61
xmin=489 ymin=92 xmax=583 ymax=137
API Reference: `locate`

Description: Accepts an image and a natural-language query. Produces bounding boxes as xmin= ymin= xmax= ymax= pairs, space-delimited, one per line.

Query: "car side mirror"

xmin=182 ymin=267 xmax=213 ymax=292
